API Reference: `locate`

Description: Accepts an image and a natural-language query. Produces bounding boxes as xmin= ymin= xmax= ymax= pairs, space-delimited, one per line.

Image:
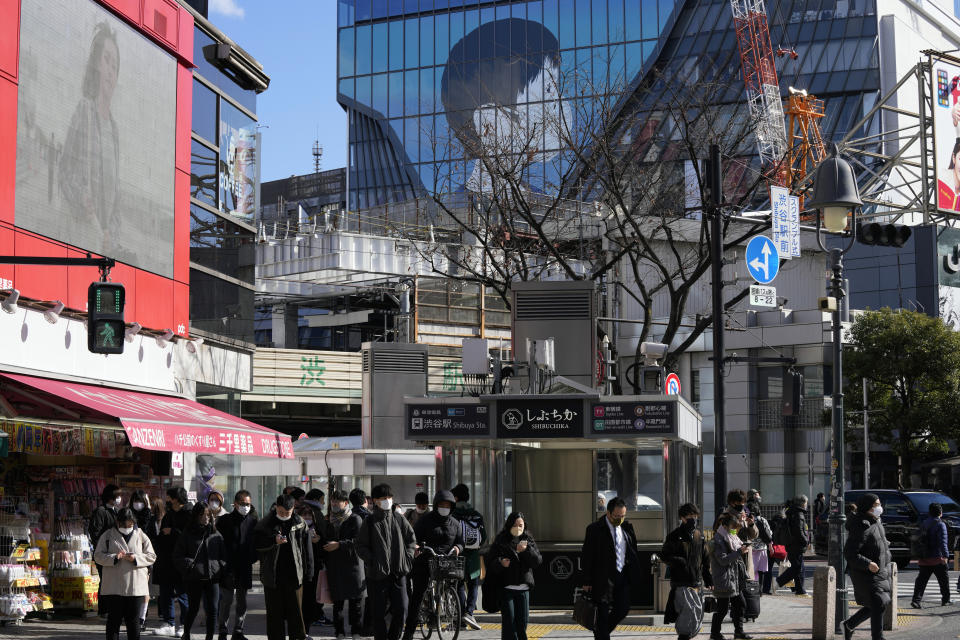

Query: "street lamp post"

xmin=808 ymin=144 xmax=862 ymax=633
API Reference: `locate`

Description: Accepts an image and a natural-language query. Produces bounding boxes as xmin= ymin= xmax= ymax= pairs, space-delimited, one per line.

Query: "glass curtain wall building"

xmin=337 ymin=0 xmax=880 ymax=211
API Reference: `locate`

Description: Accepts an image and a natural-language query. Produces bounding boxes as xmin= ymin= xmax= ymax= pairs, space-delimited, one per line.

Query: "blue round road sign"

xmin=745 ymin=235 xmax=780 ymax=285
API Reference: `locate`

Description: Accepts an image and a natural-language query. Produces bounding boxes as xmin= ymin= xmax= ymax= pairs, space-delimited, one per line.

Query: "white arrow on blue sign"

xmin=745 ymin=235 xmax=780 ymax=285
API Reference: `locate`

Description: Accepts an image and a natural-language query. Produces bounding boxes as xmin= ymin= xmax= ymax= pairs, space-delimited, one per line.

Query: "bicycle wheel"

xmin=434 ymin=583 xmax=461 ymax=640
xmin=418 ymin=586 xmax=434 ymax=640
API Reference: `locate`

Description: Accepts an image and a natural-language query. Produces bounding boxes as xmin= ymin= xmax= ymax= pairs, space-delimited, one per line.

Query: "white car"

xmin=597 ymin=490 xmax=661 ymax=511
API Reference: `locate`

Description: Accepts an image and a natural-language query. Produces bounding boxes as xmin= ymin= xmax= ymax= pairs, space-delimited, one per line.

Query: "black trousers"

xmin=104 ymin=594 xmax=142 ymax=640
xmin=777 ymin=550 xmax=805 ymax=592
xmin=913 ymin=562 xmax=950 ymax=602
xmin=333 ymin=598 xmax=363 ymax=636
xmin=183 ymin=580 xmax=219 ymax=640
xmin=846 ymin=596 xmax=886 ymax=640
xmin=594 ymin=570 xmax=630 ymax=640
xmin=710 ymin=595 xmax=745 ymax=636
xmin=264 ymin=584 xmax=306 ymax=640
xmin=370 ymin=576 xmax=408 ymax=640
xmin=404 ymin=572 xmax=429 ymax=636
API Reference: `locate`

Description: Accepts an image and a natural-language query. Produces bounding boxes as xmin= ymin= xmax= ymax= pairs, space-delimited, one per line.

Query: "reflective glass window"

xmin=339 ymin=28 xmax=355 ymax=77
xmin=219 ymin=101 xmax=258 ymax=222
xmin=190 ymin=205 xmax=255 ymax=284
xmin=389 ymin=0 xmax=403 ymax=16
xmin=435 ymin=13 xmax=449 ymax=67
xmin=421 ymin=16 xmax=435 ymax=67
xmin=372 ymin=23 xmax=388 ymax=73
xmin=338 ymin=0 xmax=354 ymax=27
xmin=658 ymin=0 xmax=672 ymax=30
xmin=405 ymin=117 xmax=420 ymax=162
xmin=404 ymin=70 xmax=419 ymax=115
xmin=420 ymin=68 xmax=434 ymax=113
xmin=450 ymin=9 xmax=464 ymax=52
xmin=191 ymin=139 xmax=217 ymax=207
xmin=372 ymin=0 xmax=388 ymax=19
xmin=339 ymin=77 xmax=355 ymax=100
xmin=576 ymin=0 xmax=591 ymax=47
xmin=356 ymin=25 xmax=372 ymax=74
xmin=641 ymin=1 xmax=658 ymax=40
xmin=356 ymin=0 xmax=371 ymax=21
xmin=372 ymin=73 xmax=388 ymax=115
xmin=607 ymin=0 xmax=624 ymax=41
xmin=405 ymin=18 xmax=419 ymax=67
xmin=192 ymin=80 xmax=218 ymax=143
xmin=464 ymin=10 xmax=479 ymax=55
xmin=389 ymin=71 xmax=404 ymax=118
xmin=193 ymin=28 xmax=256 ymax=111
xmin=356 ymin=74 xmax=372 ymax=105
xmin=189 ymin=269 xmax=254 ymax=343
xmin=593 ymin=0 xmax=607 ymax=43
xmin=390 ymin=21 xmax=404 ymax=71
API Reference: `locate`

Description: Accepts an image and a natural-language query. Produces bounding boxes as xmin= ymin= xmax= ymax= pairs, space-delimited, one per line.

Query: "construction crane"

xmin=729 ymin=0 xmax=826 ymax=199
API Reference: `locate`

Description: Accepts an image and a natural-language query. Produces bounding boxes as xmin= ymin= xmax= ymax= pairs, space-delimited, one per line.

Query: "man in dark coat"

xmin=775 ymin=495 xmax=809 ymax=595
xmin=402 ymin=489 xmax=463 ymax=640
xmin=842 ymin=493 xmax=892 ymax=640
xmin=351 ymin=488 xmax=372 ymax=521
xmin=580 ymin=496 xmax=640 ymax=640
xmin=254 ymin=494 xmax=315 ymax=640
xmin=451 ymin=483 xmax=485 ymax=630
xmin=216 ymin=489 xmax=258 ymax=640
xmin=153 ymin=487 xmax=191 ymax=637
xmin=911 ymin=502 xmax=951 ymax=608
xmin=358 ymin=484 xmax=417 ymax=640
xmin=323 ymin=489 xmax=366 ymax=638
xmin=89 ymin=483 xmax=122 ymax=617
xmin=660 ymin=503 xmax=712 ymax=640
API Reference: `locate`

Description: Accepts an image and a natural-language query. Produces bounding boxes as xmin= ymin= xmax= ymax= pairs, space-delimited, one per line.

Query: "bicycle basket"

xmin=429 ymin=555 xmax=465 ymax=580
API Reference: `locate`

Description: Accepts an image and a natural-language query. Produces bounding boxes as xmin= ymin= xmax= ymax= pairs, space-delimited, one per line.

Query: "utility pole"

xmin=708 ymin=143 xmax=727 ymax=518
xmin=863 ymin=378 xmax=869 ymax=489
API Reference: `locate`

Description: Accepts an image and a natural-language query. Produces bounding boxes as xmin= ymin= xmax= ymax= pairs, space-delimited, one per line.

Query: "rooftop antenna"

xmin=313 ymin=138 xmax=323 ymax=174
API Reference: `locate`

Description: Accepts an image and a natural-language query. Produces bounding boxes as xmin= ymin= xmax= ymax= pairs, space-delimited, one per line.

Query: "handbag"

xmin=315 ymin=568 xmax=333 ymax=604
xmin=769 ymin=544 xmax=787 ymax=561
xmin=703 ymin=592 xmax=717 ymax=613
xmin=572 ymin=593 xmax=597 ymax=631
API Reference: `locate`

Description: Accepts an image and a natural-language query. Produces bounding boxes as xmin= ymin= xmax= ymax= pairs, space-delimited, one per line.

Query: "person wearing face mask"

xmin=580 ymin=496 xmax=641 ymax=640
xmin=323 ymin=490 xmax=366 ymax=640
xmin=745 ymin=490 xmax=773 ymax=596
xmin=356 ymin=484 xmax=416 ymax=640
xmin=154 ymin=487 xmax=191 ymax=637
xmin=451 ymin=484 xmax=486 ymax=630
xmin=403 ymin=490 xmax=464 ymax=640
xmin=661 ymin=504 xmax=712 ymax=640
xmin=842 ymin=493 xmax=892 ymax=640
xmin=296 ymin=503 xmax=328 ymax=631
xmin=128 ymin=490 xmax=155 ymax=633
xmin=716 ymin=490 xmax=757 ymax=581
xmin=207 ymin=490 xmax=228 ymax=523
xmin=174 ymin=503 xmax=227 ymax=640
xmin=404 ymin=493 xmax=430 ymax=528
xmin=94 ymin=507 xmax=156 ymax=640
xmin=484 ymin=512 xmax=541 ymax=640
xmin=774 ymin=495 xmax=809 ymax=596
xmin=709 ymin=513 xmax=752 ymax=640
xmin=254 ymin=494 xmax=315 ymax=640
xmin=89 ymin=484 xmax=123 ymax=617
xmin=216 ymin=490 xmax=258 ymax=640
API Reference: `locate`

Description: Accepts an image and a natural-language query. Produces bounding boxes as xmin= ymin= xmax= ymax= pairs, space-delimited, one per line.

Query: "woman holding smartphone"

xmin=483 ymin=512 xmax=542 ymax=640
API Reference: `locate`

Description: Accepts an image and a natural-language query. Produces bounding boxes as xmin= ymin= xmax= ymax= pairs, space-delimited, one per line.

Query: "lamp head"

xmin=808 ymin=143 xmax=862 ymax=233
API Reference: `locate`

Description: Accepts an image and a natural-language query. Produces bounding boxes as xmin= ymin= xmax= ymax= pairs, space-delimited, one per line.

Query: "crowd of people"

xmin=88 ymin=481 xmax=958 ymax=640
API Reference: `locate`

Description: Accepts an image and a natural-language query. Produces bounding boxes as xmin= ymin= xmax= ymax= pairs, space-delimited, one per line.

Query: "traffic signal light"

xmin=782 ymin=369 xmax=804 ymax=417
xmin=88 ymin=282 xmax=125 ymax=354
xmin=857 ymin=222 xmax=912 ymax=247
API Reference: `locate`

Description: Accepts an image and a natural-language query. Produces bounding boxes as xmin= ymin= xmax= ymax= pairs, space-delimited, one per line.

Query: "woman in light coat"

xmin=709 ymin=513 xmax=751 ymax=640
xmin=94 ymin=507 xmax=157 ymax=640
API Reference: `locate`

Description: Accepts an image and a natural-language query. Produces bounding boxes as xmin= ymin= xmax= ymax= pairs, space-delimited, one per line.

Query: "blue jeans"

xmin=499 ymin=589 xmax=529 ymax=640
xmin=158 ymin=582 xmax=188 ymax=627
xmin=459 ymin=577 xmax=479 ymax=617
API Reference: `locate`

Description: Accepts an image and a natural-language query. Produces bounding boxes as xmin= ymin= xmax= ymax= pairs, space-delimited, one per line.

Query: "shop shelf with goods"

xmin=0 ymin=497 xmax=53 ymax=625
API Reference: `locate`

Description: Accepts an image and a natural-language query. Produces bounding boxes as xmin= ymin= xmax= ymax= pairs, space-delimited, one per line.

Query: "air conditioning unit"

xmin=361 ymin=342 xmax=428 ymax=449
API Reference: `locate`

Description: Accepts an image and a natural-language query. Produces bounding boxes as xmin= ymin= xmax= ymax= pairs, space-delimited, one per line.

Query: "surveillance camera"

xmin=640 ymin=342 xmax=668 ymax=359
xmin=819 ymin=297 xmax=838 ymax=312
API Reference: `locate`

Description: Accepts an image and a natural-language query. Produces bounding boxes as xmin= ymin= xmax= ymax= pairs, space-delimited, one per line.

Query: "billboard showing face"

xmin=933 ymin=57 xmax=960 ymax=214
xmin=15 ymin=0 xmax=177 ymax=278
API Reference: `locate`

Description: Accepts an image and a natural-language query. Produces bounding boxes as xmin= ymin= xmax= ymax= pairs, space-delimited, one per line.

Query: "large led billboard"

xmin=933 ymin=55 xmax=960 ymax=214
xmin=15 ymin=0 xmax=177 ymax=278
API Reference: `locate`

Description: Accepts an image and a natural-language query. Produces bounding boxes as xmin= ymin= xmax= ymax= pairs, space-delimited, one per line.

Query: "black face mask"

xmin=682 ymin=518 xmax=698 ymax=531
xmin=733 ymin=504 xmax=745 ymax=512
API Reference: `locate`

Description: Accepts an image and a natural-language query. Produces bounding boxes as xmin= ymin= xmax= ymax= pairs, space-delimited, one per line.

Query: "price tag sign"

xmin=750 ymin=285 xmax=777 ymax=308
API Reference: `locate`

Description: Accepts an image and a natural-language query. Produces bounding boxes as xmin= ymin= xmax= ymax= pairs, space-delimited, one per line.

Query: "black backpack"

xmin=772 ymin=515 xmax=789 ymax=546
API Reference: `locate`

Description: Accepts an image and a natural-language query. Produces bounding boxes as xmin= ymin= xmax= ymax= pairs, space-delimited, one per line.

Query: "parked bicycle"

xmin=417 ymin=545 xmax=464 ymax=640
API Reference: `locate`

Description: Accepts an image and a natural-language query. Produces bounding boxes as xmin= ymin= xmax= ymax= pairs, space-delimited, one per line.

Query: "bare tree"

xmin=403 ymin=51 xmax=778 ymax=386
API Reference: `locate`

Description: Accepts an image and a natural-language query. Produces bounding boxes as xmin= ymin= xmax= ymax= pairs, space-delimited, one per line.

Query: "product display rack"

xmin=0 ymin=497 xmax=52 ymax=625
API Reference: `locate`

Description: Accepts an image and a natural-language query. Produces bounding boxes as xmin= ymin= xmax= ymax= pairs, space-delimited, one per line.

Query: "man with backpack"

xmin=452 ymin=484 xmax=486 ymax=631
xmin=911 ymin=503 xmax=952 ymax=608
xmin=775 ymin=496 xmax=809 ymax=595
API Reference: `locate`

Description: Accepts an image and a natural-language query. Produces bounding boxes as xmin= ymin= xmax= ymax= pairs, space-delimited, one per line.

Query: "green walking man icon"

xmin=99 ymin=323 xmax=117 ymax=347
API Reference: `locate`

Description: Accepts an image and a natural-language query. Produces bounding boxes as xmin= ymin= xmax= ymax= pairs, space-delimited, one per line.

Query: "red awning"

xmin=0 ymin=373 xmax=293 ymax=459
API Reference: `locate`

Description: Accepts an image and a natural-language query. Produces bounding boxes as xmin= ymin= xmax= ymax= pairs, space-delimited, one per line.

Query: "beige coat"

xmin=94 ymin=527 xmax=156 ymax=597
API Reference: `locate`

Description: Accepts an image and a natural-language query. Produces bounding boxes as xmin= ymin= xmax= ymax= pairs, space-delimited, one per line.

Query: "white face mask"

xmin=437 ymin=507 xmax=451 ymax=517
xmin=113 ymin=497 xmax=123 ymax=507
xmin=132 ymin=502 xmax=145 ymax=511
xmin=276 ymin=512 xmax=292 ymax=522
xmin=870 ymin=506 xmax=883 ymax=518
xmin=510 ymin=526 xmax=523 ymax=537
xmin=331 ymin=503 xmax=343 ymax=513
xmin=379 ymin=498 xmax=393 ymax=511
xmin=416 ymin=506 xmax=427 ymax=514
xmin=209 ymin=501 xmax=221 ymax=510
xmin=236 ymin=505 xmax=251 ymax=516
xmin=118 ymin=526 xmax=134 ymax=535
xmin=304 ymin=519 xmax=313 ymax=527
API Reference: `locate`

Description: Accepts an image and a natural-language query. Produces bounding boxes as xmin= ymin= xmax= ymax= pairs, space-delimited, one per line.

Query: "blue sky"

xmin=207 ymin=0 xmax=346 ymax=181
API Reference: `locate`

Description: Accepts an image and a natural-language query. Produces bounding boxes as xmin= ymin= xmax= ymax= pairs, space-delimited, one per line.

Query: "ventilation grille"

xmin=514 ymin=291 xmax=593 ymax=320
xmin=153 ymin=10 xmax=168 ymax=38
xmin=373 ymin=351 xmax=426 ymax=373
xmin=362 ymin=351 xmax=371 ymax=372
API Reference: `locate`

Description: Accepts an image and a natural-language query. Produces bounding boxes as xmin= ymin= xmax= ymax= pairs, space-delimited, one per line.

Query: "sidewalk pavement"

xmin=1 ymin=562 xmax=956 ymax=639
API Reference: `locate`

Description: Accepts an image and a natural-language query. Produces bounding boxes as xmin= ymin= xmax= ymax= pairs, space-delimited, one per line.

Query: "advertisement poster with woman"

xmin=934 ymin=56 xmax=960 ymax=213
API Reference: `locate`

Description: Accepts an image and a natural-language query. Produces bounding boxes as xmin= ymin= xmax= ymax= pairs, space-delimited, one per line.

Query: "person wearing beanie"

xmin=451 ymin=483 xmax=486 ymax=630
xmin=207 ymin=490 xmax=229 ymax=523
xmin=841 ymin=493 xmax=892 ymax=640
xmin=402 ymin=490 xmax=464 ymax=640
